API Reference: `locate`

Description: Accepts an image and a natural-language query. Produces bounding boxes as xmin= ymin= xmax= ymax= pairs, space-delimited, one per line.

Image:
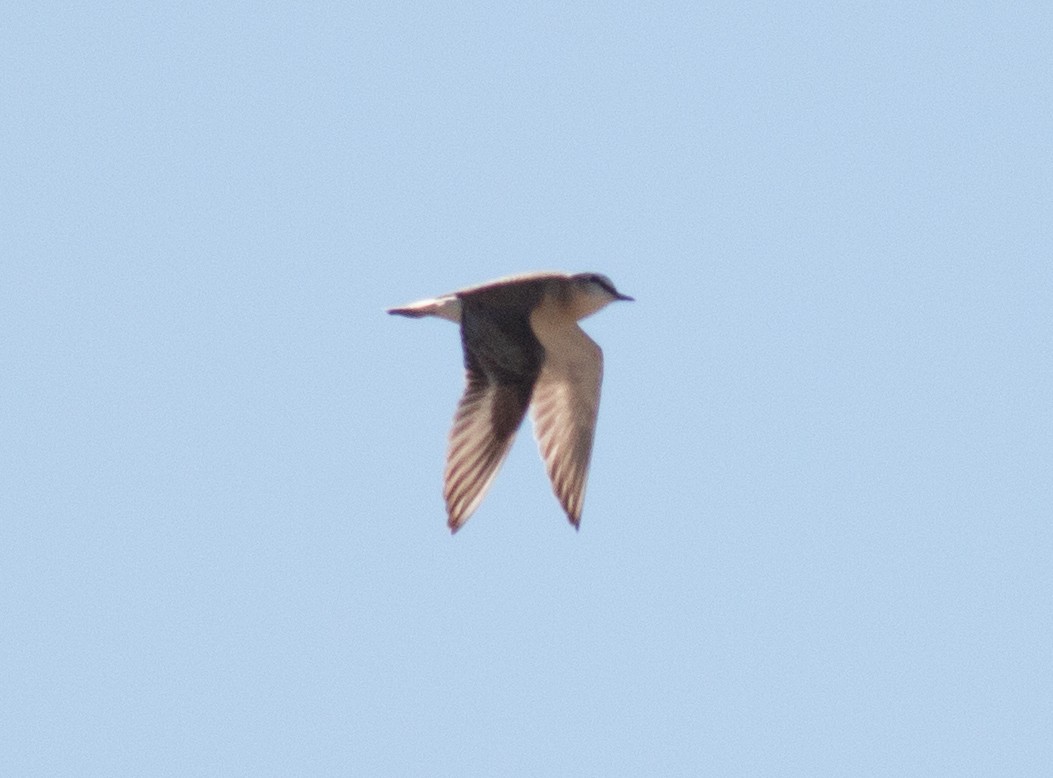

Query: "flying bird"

xmin=387 ymin=271 xmax=632 ymax=533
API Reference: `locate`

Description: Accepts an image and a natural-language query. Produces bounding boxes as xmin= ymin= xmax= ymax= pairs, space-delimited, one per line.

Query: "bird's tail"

xmin=386 ymin=295 xmax=461 ymax=322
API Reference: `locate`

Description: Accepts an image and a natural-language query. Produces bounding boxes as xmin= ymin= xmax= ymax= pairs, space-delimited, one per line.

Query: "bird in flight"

xmin=388 ymin=271 xmax=632 ymax=533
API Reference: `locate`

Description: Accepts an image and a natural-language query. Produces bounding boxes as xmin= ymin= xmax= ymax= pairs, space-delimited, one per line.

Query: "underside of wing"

xmin=444 ymin=372 xmax=532 ymax=532
xmin=529 ymin=326 xmax=603 ymax=527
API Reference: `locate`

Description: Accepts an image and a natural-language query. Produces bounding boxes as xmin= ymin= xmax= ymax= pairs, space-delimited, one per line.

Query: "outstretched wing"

xmin=443 ymin=303 xmax=542 ymax=532
xmin=529 ymin=324 xmax=603 ymax=528
xmin=444 ymin=373 xmax=532 ymax=532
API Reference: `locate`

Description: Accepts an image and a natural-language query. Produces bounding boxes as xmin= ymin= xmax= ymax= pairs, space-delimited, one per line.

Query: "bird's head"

xmin=569 ymin=273 xmax=634 ymax=319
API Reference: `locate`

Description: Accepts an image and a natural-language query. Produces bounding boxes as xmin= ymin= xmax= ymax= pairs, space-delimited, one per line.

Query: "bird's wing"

xmin=443 ymin=304 xmax=541 ymax=532
xmin=444 ymin=373 xmax=532 ymax=532
xmin=529 ymin=324 xmax=603 ymax=527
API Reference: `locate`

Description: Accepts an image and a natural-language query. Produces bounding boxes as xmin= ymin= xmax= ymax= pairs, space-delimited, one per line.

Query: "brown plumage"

xmin=388 ymin=271 xmax=632 ymax=532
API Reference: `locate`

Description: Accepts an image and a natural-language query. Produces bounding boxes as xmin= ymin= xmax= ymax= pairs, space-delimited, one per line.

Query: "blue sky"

xmin=3 ymin=1 xmax=1051 ymax=774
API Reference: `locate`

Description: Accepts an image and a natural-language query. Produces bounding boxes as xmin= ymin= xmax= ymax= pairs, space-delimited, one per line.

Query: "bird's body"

xmin=388 ymin=271 xmax=632 ymax=533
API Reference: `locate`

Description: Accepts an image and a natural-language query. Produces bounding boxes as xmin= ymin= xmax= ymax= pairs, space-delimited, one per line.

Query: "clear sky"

xmin=3 ymin=2 xmax=1051 ymax=775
